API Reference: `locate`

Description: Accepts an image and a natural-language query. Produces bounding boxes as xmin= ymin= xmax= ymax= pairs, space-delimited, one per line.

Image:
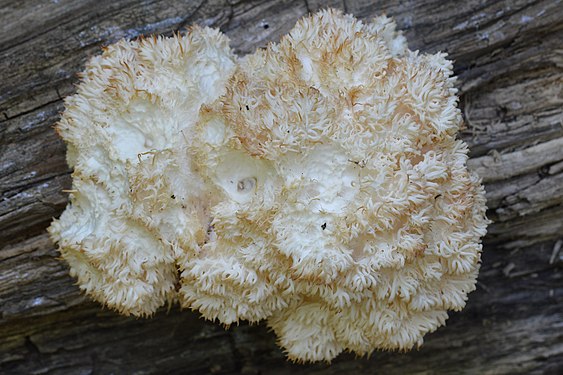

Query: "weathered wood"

xmin=1 ymin=0 xmax=561 ymax=374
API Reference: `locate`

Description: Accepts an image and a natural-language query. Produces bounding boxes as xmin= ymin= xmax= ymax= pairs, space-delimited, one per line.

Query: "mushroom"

xmin=48 ymin=26 xmax=237 ymax=316
xmin=49 ymin=9 xmax=489 ymax=362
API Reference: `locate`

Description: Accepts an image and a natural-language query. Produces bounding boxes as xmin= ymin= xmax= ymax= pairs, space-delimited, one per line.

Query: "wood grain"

xmin=1 ymin=0 xmax=562 ymax=374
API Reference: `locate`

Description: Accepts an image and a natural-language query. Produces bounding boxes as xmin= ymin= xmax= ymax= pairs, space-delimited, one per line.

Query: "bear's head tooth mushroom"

xmin=49 ymin=9 xmax=489 ymax=363
xmin=48 ymin=27 xmax=237 ymax=316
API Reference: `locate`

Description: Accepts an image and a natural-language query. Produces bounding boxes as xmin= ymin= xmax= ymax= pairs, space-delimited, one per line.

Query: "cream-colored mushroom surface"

xmin=49 ymin=9 xmax=489 ymax=363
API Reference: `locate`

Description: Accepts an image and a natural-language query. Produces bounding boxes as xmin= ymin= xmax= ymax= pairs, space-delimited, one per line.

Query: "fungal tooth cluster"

xmin=49 ymin=9 xmax=489 ymax=362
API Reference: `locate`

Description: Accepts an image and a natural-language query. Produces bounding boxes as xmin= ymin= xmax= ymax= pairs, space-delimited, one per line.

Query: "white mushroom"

xmin=50 ymin=9 xmax=489 ymax=362
xmin=49 ymin=27 xmax=237 ymax=316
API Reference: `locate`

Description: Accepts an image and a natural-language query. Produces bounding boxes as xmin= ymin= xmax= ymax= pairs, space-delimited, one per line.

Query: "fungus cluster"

xmin=49 ymin=9 xmax=488 ymax=362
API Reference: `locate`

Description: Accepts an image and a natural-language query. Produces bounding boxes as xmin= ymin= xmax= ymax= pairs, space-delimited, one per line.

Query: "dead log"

xmin=1 ymin=0 xmax=561 ymax=373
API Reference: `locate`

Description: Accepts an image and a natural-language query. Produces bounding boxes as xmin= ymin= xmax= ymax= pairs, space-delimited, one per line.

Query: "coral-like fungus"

xmin=49 ymin=10 xmax=488 ymax=362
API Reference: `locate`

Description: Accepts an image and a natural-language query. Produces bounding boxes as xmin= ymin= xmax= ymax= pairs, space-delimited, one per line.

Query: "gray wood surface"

xmin=1 ymin=0 xmax=562 ymax=374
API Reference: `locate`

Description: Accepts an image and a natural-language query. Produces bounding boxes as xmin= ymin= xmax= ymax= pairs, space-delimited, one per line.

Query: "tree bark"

xmin=0 ymin=0 xmax=561 ymax=374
